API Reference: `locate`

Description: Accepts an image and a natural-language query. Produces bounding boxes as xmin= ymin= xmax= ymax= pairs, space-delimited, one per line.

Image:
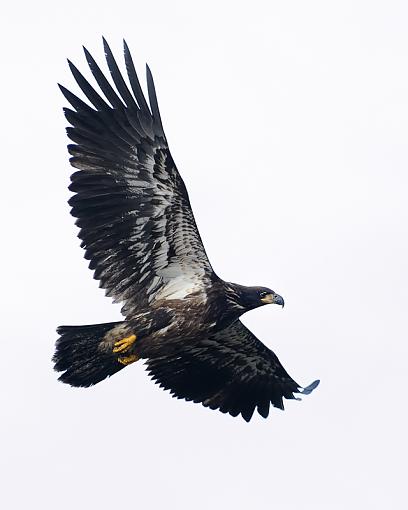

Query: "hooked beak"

xmin=261 ymin=292 xmax=285 ymax=307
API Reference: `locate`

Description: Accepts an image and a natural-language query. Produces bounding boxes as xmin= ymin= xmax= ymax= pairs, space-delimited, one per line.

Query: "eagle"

xmin=53 ymin=38 xmax=319 ymax=422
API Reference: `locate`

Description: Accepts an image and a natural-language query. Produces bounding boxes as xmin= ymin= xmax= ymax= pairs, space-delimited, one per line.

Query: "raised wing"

xmin=60 ymin=38 xmax=214 ymax=317
xmin=146 ymin=320 xmax=319 ymax=422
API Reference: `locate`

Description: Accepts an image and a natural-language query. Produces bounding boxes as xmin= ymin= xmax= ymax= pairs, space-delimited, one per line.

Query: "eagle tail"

xmin=53 ymin=321 xmax=127 ymax=387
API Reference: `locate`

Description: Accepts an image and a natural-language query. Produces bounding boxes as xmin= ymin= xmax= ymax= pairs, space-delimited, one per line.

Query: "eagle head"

xmin=226 ymin=283 xmax=284 ymax=313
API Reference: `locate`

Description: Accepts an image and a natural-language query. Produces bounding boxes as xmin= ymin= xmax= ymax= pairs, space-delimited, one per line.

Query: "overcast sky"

xmin=1 ymin=1 xmax=407 ymax=509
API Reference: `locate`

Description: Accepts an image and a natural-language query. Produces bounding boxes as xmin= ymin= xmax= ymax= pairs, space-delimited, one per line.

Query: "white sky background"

xmin=1 ymin=1 xmax=407 ymax=508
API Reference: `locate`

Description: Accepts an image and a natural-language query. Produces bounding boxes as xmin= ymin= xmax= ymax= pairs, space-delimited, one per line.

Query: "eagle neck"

xmin=215 ymin=281 xmax=248 ymax=327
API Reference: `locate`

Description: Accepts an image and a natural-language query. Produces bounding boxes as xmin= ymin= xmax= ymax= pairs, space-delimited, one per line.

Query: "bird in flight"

xmin=53 ymin=38 xmax=319 ymax=422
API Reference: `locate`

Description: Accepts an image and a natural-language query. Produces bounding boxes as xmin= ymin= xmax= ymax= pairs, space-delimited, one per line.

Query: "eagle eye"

xmin=259 ymin=291 xmax=268 ymax=298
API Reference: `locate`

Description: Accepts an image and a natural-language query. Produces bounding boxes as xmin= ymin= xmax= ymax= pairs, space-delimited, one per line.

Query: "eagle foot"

xmin=112 ymin=334 xmax=137 ymax=354
xmin=118 ymin=354 xmax=139 ymax=366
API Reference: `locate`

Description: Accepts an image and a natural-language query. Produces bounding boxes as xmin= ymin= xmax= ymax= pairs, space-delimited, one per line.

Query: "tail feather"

xmin=53 ymin=321 xmax=125 ymax=387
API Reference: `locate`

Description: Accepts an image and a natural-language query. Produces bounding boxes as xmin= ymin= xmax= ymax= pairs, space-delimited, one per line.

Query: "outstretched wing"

xmin=60 ymin=38 xmax=214 ymax=317
xmin=146 ymin=320 xmax=319 ymax=422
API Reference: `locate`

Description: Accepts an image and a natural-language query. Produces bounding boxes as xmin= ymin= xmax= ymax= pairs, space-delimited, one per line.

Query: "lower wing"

xmin=146 ymin=320 xmax=319 ymax=422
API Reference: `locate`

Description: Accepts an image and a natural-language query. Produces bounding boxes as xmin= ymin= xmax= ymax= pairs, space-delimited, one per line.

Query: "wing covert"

xmin=60 ymin=39 xmax=214 ymax=317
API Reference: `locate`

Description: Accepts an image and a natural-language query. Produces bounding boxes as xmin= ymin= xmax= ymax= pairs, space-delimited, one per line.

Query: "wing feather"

xmin=146 ymin=64 xmax=165 ymax=138
xmin=102 ymin=38 xmax=138 ymax=111
xmin=68 ymin=60 xmax=111 ymax=111
xmin=83 ymin=46 xmax=125 ymax=110
xmin=123 ymin=39 xmax=151 ymax=113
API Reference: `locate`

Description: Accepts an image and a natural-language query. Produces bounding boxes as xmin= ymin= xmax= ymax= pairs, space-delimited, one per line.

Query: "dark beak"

xmin=273 ymin=293 xmax=285 ymax=307
xmin=260 ymin=293 xmax=285 ymax=307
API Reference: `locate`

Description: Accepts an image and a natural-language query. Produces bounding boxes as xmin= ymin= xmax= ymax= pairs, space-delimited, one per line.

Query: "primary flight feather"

xmin=53 ymin=38 xmax=319 ymax=422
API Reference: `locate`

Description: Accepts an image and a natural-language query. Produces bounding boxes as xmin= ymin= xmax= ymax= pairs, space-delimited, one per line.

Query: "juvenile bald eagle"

xmin=53 ymin=39 xmax=319 ymax=422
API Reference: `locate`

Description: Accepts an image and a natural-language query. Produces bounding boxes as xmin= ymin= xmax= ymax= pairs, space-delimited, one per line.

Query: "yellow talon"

xmin=118 ymin=354 xmax=139 ymax=366
xmin=112 ymin=334 xmax=137 ymax=354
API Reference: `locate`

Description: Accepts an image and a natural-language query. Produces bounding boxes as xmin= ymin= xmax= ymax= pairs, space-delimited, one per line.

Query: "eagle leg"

xmin=112 ymin=334 xmax=137 ymax=353
xmin=112 ymin=334 xmax=139 ymax=365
